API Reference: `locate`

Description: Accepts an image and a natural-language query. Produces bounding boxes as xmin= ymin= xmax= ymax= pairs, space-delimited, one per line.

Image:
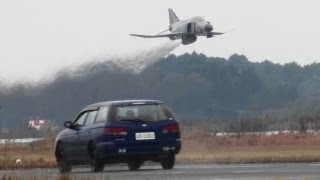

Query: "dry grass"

xmin=178 ymin=130 xmax=320 ymax=164
xmin=2 ymin=132 xmax=320 ymax=169
xmin=0 ymin=138 xmax=56 ymax=169
xmin=178 ymin=145 xmax=320 ymax=164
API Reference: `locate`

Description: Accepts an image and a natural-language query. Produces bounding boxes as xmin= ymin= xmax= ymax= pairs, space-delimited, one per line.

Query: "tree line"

xmin=1 ymin=52 xmax=320 ymax=131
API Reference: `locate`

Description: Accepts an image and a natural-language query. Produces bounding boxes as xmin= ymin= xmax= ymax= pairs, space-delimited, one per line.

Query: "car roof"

xmin=81 ymin=99 xmax=164 ymax=111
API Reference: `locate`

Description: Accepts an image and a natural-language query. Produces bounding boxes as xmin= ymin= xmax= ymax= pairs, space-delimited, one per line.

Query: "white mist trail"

xmin=103 ymin=41 xmax=181 ymax=73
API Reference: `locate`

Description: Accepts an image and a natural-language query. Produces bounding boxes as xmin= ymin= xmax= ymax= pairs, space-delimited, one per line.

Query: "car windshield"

xmin=115 ymin=104 xmax=172 ymax=122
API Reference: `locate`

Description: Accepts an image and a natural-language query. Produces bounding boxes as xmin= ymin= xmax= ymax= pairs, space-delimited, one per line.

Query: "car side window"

xmin=95 ymin=106 xmax=109 ymax=123
xmin=74 ymin=112 xmax=88 ymax=127
xmin=85 ymin=111 xmax=98 ymax=126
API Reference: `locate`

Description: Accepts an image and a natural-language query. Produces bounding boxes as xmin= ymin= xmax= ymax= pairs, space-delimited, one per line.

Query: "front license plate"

xmin=135 ymin=132 xmax=155 ymax=140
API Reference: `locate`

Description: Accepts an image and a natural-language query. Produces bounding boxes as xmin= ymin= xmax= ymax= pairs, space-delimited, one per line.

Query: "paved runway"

xmin=1 ymin=163 xmax=320 ymax=180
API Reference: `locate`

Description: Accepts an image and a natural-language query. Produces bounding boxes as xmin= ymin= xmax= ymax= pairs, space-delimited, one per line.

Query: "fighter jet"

xmin=130 ymin=9 xmax=226 ymax=45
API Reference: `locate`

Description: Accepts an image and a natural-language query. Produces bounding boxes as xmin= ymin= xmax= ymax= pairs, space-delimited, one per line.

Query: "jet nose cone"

xmin=204 ymin=24 xmax=213 ymax=32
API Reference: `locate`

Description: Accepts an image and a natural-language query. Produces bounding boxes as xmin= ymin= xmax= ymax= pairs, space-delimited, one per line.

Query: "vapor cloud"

xmin=108 ymin=41 xmax=181 ymax=73
xmin=45 ymin=40 xmax=180 ymax=82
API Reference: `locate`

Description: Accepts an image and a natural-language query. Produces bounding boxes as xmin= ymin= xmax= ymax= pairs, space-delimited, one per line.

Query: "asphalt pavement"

xmin=1 ymin=163 xmax=320 ymax=180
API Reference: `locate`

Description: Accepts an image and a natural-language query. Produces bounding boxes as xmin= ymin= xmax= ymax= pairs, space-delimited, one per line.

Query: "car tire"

xmin=56 ymin=144 xmax=72 ymax=173
xmin=127 ymin=160 xmax=143 ymax=171
xmin=90 ymin=145 xmax=104 ymax=172
xmin=161 ymin=155 xmax=175 ymax=170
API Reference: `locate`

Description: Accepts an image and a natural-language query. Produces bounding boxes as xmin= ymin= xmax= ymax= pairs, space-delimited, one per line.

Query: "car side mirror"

xmin=64 ymin=121 xmax=73 ymax=129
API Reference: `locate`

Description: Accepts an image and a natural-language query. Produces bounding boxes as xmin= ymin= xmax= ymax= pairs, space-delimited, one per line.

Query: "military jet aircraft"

xmin=130 ymin=9 xmax=226 ymax=45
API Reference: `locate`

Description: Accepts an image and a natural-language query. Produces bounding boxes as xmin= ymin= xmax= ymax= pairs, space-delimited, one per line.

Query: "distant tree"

xmin=0 ymin=52 xmax=320 ymax=132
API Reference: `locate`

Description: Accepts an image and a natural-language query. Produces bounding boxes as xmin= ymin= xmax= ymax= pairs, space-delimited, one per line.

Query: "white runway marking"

xmin=235 ymin=170 xmax=264 ymax=173
xmin=309 ymin=163 xmax=320 ymax=166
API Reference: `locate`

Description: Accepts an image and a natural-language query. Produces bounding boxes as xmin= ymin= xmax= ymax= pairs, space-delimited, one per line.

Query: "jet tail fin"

xmin=168 ymin=9 xmax=180 ymax=25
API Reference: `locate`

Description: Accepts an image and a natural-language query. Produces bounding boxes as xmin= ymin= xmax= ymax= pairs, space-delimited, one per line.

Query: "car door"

xmin=65 ymin=111 xmax=88 ymax=159
xmin=77 ymin=110 xmax=98 ymax=159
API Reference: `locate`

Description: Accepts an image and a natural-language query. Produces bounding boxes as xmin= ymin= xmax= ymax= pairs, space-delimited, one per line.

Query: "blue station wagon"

xmin=54 ymin=100 xmax=181 ymax=173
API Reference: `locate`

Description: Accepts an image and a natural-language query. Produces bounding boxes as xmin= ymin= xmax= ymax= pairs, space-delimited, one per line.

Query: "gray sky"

xmin=1 ymin=0 xmax=320 ymax=82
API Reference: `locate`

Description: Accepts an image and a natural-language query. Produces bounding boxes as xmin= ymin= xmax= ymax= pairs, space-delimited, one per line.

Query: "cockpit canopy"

xmin=192 ymin=16 xmax=205 ymax=22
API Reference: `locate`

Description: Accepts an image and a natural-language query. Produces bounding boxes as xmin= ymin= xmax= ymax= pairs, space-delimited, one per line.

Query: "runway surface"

xmin=1 ymin=163 xmax=320 ymax=180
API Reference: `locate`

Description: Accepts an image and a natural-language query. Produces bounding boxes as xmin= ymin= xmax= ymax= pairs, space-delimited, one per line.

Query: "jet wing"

xmin=130 ymin=32 xmax=185 ymax=38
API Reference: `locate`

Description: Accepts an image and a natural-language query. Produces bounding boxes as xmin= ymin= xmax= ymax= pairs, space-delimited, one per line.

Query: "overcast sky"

xmin=1 ymin=0 xmax=320 ymax=82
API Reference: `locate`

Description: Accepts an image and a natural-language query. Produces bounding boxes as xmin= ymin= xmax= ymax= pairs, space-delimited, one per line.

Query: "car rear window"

xmin=114 ymin=104 xmax=173 ymax=122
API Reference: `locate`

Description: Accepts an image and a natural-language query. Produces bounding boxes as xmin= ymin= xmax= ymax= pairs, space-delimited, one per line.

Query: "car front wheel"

xmin=127 ymin=160 xmax=143 ymax=171
xmin=90 ymin=145 xmax=104 ymax=172
xmin=161 ymin=155 xmax=175 ymax=170
xmin=56 ymin=144 xmax=72 ymax=173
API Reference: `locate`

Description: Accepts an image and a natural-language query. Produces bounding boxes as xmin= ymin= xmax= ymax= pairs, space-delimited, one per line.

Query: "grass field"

xmin=179 ymin=131 xmax=320 ymax=164
xmin=0 ymin=138 xmax=56 ymax=169
xmin=2 ymin=132 xmax=320 ymax=169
